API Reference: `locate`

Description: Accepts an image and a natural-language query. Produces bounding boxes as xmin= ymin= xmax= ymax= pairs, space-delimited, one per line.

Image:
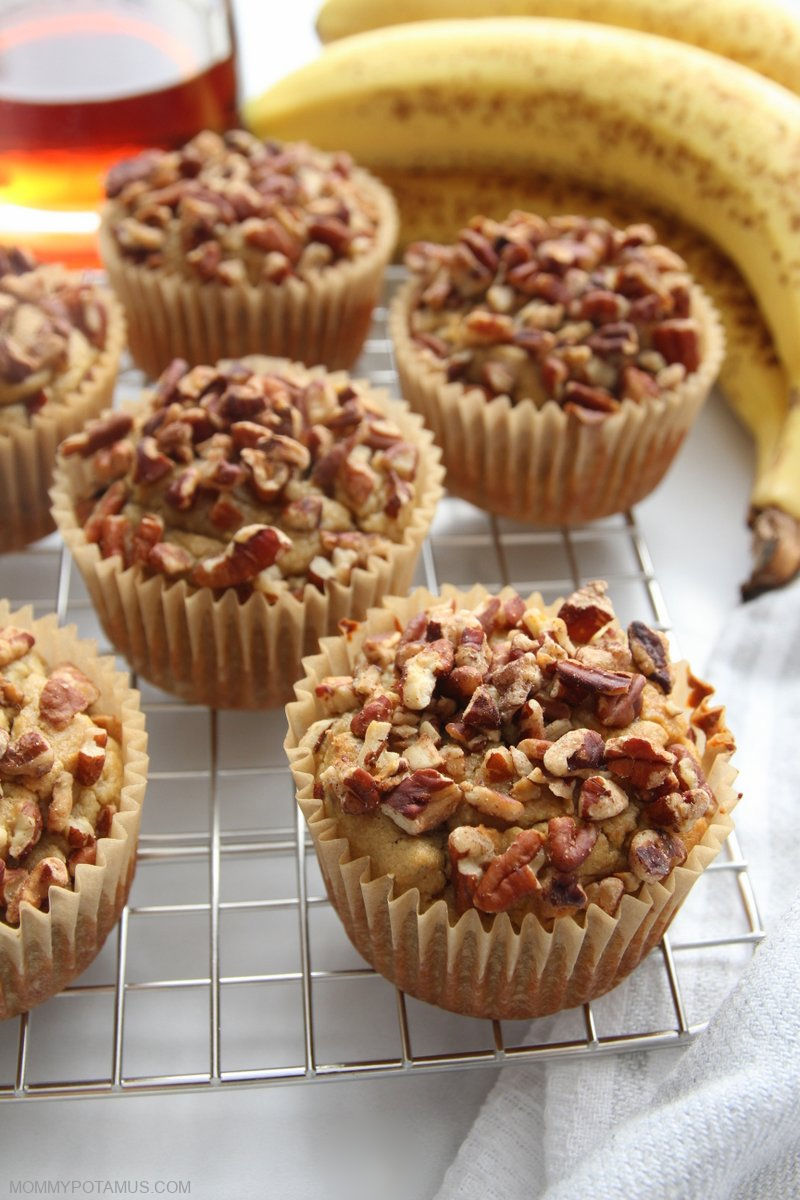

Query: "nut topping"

xmin=473 ymin=829 xmax=544 ymax=914
xmin=629 ymin=829 xmax=686 ymax=883
xmin=39 ymin=664 xmax=100 ymax=729
xmin=627 ymin=621 xmax=672 ymax=692
xmin=381 ymin=768 xmax=461 ymax=834
xmin=545 ymin=816 xmax=598 ymax=872
xmin=0 ymin=626 xmax=35 ymax=668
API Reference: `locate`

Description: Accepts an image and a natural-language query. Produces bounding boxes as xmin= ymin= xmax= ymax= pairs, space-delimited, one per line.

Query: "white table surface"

xmin=1 ymin=4 xmax=758 ymax=1197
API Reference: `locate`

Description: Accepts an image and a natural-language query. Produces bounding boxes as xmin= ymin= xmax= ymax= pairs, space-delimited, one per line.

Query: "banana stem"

xmin=741 ymin=506 xmax=800 ymax=600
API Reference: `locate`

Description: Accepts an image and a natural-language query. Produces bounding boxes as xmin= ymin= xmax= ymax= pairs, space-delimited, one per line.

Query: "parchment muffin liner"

xmin=285 ymin=584 xmax=738 ymax=1020
xmin=0 ymin=601 xmax=148 ymax=1019
xmin=0 ymin=294 xmax=125 ymax=552
xmin=98 ymin=170 xmax=398 ymax=380
xmin=50 ymin=385 xmax=443 ymax=710
xmin=389 ymin=283 xmax=724 ymax=525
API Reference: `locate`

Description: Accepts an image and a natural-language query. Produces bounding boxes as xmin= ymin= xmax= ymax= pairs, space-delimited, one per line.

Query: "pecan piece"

xmin=192 ymin=525 xmax=291 ymax=588
xmin=147 ymin=541 xmax=193 ymax=578
xmin=584 ymin=876 xmax=625 ymax=915
xmin=401 ymin=640 xmax=454 ymax=711
xmin=462 ymin=684 xmax=501 ymax=730
xmin=546 ymin=816 xmax=598 ymax=872
xmin=472 ymin=829 xmax=544 ymax=914
xmin=4 ymin=795 xmax=43 ymax=857
xmin=75 ymin=738 xmax=106 ymax=786
xmin=350 ymin=694 xmax=397 ymax=740
xmin=557 ymin=581 xmax=615 ymax=644
xmin=83 ymin=479 xmax=128 ymax=543
xmin=605 ymin=735 xmax=676 ymax=790
xmin=164 ymin=466 xmax=201 ymax=511
xmin=60 ymin=412 xmax=133 ymax=458
xmin=0 ymin=626 xmax=35 ymax=668
xmin=462 ymin=783 xmax=526 ymax=824
xmin=448 ymin=825 xmax=496 ymax=914
xmin=543 ymin=728 xmax=605 ymax=777
xmin=39 ymin=664 xmax=99 ymax=729
xmin=555 ymin=659 xmax=632 ymax=698
xmin=133 ymin=436 xmax=173 ymax=485
xmin=131 ymin=513 xmax=165 ymax=564
xmin=596 ymin=673 xmax=646 ymax=727
xmin=17 ymin=857 xmax=70 ymax=917
xmin=341 ymin=767 xmax=381 ymax=814
xmin=629 ymin=829 xmax=686 ymax=884
xmin=627 ymin=621 xmax=672 ymax=692
xmin=47 ymin=771 xmax=74 ymax=833
xmin=652 ymin=319 xmax=700 ymax=372
xmin=0 ymin=729 xmax=54 ymax=778
xmin=241 ymin=447 xmax=290 ymax=502
xmin=381 ymin=768 xmax=461 ymax=834
xmin=538 ymin=872 xmax=588 ymax=917
xmin=578 ymin=774 xmax=629 ymax=821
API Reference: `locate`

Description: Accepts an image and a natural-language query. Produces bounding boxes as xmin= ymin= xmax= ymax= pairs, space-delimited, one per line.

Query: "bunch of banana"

xmin=246 ymin=18 xmax=800 ymax=595
xmin=314 ymin=0 xmax=800 ymax=98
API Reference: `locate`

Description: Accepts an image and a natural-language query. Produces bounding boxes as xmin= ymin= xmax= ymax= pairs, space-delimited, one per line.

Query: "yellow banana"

xmin=314 ymin=0 xmax=800 ymax=98
xmin=245 ymin=18 xmax=800 ymax=592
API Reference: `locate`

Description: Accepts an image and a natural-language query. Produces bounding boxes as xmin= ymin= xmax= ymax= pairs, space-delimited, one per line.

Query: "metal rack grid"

xmin=0 ymin=268 xmax=764 ymax=1101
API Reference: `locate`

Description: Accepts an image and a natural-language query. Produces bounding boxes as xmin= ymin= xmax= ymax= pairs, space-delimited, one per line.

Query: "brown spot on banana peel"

xmin=741 ymin=506 xmax=800 ymax=600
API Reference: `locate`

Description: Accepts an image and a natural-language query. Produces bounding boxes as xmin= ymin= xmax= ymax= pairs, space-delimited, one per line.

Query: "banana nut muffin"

xmin=305 ymin=581 xmax=733 ymax=926
xmin=0 ymin=624 xmax=124 ymax=927
xmin=0 ymin=246 xmax=124 ymax=550
xmin=60 ymin=356 xmax=428 ymax=599
xmin=99 ymin=129 xmax=398 ymax=376
xmin=389 ymin=211 xmax=723 ymax=523
xmin=52 ymin=356 xmax=442 ymax=707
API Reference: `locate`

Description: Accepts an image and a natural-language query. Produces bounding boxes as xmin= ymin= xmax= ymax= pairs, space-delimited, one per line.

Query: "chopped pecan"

xmin=341 ymin=767 xmax=381 ymax=814
xmin=596 ymin=673 xmax=646 ymax=727
xmin=3 ymin=794 xmax=43 ymax=857
xmin=164 ymin=466 xmax=201 ymax=511
xmin=628 ymin=828 xmax=686 ymax=884
xmin=627 ymin=621 xmax=672 ymax=692
xmin=557 ymin=581 xmax=615 ymax=644
xmin=131 ymin=513 xmax=165 ymax=564
xmin=543 ymin=727 xmax=605 ymax=776
xmin=0 ymin=729 xmax=54 ymax=778
xmin=192 ymin=524 xmax=291 ymax=588
xmin=448 ymin=825 xmax=496 ymax=913
xmin=401 ymin=640 xmax=454 ymax=710
xmin=381 ymin=768 xmax=462 ymax=834
xmin=0 ymin=626 xmax=35 ymax=668
xmin=605 ymin=735 xmax=676 ymax=790
xmin=538 ymin=872 xmax=588 ymax=916
xmin=75 ymin=738 xmax=106 ymax=786
xmin=132 ymin=437 xmax=173 ymax=485
xmin=209 ymin=494 xmax=244 ymax=531
xmin=583 ymin=876 xmax=624 ymax=915
xmin=60 ymin=412 xmax=133 ymax=458
xmin=578 ymin=774 xmax=629 ymax=821
xmin=314 ymin=676 xmax=357 ymax=714
xmin=147 ymin=541 xmax=193 ymax=577
xmin=39 ymin=663 xmax=99 ymax=729
xmin=241 ymin=447 xmax=290 ymax=502
xmin=462 ymin=684 xmax=501 ymax=730
xmin=47 ymin=771 xmax=74 ymax=833
xmin=472 ymin=829 xmax=544 ymax=914
xmin=17 ymin=857 xmax=70 ymax=917
xmin=98 ymin=513 xmax=130 ymax=561
xmin=462 ymin=783 xmax=525 ymax=824
xmin=652 ymin=319 xmax=700 ymax=372
xmin=84 ymin=479 xmax=128 ymax=543
xmin=350 ymin=694 xmax=397 ymax=740
xmin=554 ymin=659 xmax=632 ymax=699
xmin=545 ymin=816 xmax=598 ymax=872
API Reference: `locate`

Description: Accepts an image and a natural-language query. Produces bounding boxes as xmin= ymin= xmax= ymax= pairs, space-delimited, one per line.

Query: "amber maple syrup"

xmin=0 ymin=1 xmax=239 ymax=265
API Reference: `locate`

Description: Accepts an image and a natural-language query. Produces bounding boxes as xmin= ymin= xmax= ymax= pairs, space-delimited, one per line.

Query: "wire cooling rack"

xmin=0 ymin=268 xmax=764 ymax=1100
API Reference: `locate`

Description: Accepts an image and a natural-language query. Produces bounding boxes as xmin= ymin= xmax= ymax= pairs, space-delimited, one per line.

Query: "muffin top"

xmin=103 ymin=129 xmax=386 ymax=285
xmin=305 ymin=582 xmax=733 ymax=926
xmin=403 ymin=212 xmax=708 ymax=416
xmin=0 ymin=246 xmax=112 ymax=431
xmin=60 ymin=356 xmax=427 ymax=599
xmin=0 ymin=624 xmax=123 ymax=927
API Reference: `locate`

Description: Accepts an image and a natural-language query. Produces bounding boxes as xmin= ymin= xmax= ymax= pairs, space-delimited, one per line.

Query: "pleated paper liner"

xmin=98 ymin=169 xmax=398 ymax=380
xmin=0 ymin=295 xmax=125 ymax=553
xmin=0 ymin=602 xmax=148 ymax=1019
xmin=50 ymin=379 xmax=443 ymax=710
xmin=389 ymin=284 xmax=724 ymax=525
xmin=286 ymin=584 xmax=739 ymax=1021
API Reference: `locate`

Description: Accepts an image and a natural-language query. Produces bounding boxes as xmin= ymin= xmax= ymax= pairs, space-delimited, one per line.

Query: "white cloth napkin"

xmin=435 ymin=581 xmax=800 ymax=1200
